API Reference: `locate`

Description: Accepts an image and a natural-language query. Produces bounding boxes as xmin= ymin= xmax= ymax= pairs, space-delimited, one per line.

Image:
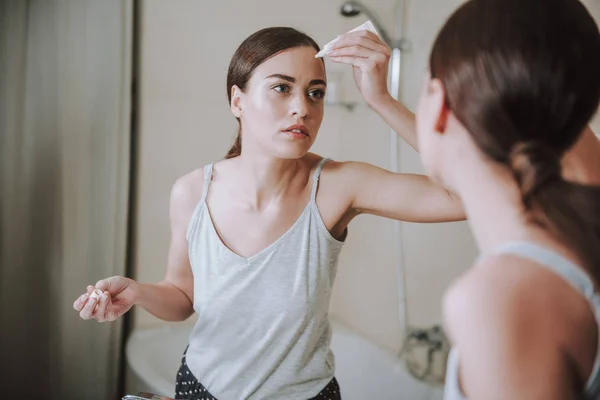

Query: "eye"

xmin=273 ymin=84 xmax=291 ymax=93
xmin=309 ymin=89 xmax=325 ymax=100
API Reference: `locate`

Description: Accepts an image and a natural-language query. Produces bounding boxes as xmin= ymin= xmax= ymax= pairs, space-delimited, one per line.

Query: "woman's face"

xmin=231 ymin=46 xmax=327 ymax=159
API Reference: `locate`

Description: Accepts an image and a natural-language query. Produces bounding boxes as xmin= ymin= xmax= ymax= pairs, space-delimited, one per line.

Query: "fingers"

xmin=79 ymin=293 xmax=99 ymax=320
xmin=332 ymin=31 xmax=390 ymax=56
xmin=95 ymin=278 xmax=112 ymax=292
xmin=93 ymin=291 xmax=111 ymax=322
xmin=96 ymin=276 xmax=127 ymax=294
xmin=73 ymin=292 xmax=89 ymax=312
xmin=75 ymin=277 xmax=127 ymax=322
xmin=73 ymin=285 xmax=96 ymax=312
xmin=74 ymin=289 xmax=115 ymax=322
xmin=104 ymin=296 xmax=120 ymax=322
xmin=329 ymin=46 xmax=389 ymax=65
xmin=327 ymin=32 xmax=390 ymax=72
xmin=330 ymin=45 xmax=371 ymax=58
xmin=328 ymin=55 xmax=382 ymax=74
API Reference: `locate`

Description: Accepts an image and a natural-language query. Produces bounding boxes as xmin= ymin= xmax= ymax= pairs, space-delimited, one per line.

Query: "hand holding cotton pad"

xmin=88 ymin=288 xmax=104 ymax=311
xmin=90 ymin=288 xmax=103 ymax=300
xmin=315 ymin=20 xmax=380 ymax=58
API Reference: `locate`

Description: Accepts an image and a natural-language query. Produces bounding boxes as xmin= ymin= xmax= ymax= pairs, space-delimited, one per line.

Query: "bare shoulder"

xmin=319 ymin=158 xmax=377 ymax=177
xmin=443 ymin=256 xmax=535 ymax=338
xmin=316 ymin=157 xmax=372 ymax=190
xmin=171 ymin=168 xmax=205 ymax=207
xmin=443 ymin=253 xmax=595 ymax=398
xmin=318 ymin=157 xmax=428 ymax=190
xmin=306 ymin=154 xmax=354 ymax=193
xmin=444 ymin=252 xmax=592 ymax=344
xmin=302 ymin=154 xmax=355 ymax=234
xmin=169 ymin=166 xmax=209 ymax=229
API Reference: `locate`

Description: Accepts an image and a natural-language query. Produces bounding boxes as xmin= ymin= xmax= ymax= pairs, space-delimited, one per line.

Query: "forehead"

xmin=251 ymin=46 xmax=326 ymax=83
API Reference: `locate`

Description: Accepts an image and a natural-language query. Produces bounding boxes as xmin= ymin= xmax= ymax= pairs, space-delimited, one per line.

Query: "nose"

xmin=289 ymin=92 xmax=309 ymax=119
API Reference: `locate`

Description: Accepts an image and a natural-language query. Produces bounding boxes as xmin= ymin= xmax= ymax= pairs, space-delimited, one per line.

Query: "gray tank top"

xmin=184 ymin=158 xmax=345 ymax=400
xmin=444 ymin=241 xmax=600 ymax=400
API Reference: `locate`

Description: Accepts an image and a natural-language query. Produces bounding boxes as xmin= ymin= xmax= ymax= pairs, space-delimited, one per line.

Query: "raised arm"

xmin=329 ymin=160 xmax=465 ymax=222
xmin=327 ymin=30 xmax=420 ymax=151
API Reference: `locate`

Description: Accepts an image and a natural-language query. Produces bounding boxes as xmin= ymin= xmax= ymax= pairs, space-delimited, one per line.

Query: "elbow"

xmin=158 ymin=280 xmax=195 ymax=321
xmin=174 ymin=294 xmax=195 ymax=321
xmin=158 ymin=304 xmax=194 ymax=322
xmin=169 ymin=308 xmax=195 ymax=322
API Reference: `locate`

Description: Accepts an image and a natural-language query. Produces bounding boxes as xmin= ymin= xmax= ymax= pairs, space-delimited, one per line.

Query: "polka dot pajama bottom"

xmin=174 ymin=349 xmax=342 ymax=400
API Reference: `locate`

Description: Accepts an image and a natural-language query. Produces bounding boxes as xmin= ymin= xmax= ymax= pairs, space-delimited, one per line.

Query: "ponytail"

xmin=510 ymin=141 xmax=600 ymax=282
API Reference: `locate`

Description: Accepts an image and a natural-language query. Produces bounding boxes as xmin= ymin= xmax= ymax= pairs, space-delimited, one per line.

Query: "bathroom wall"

xmin=131 ymin=0 xmax=599 ymax=352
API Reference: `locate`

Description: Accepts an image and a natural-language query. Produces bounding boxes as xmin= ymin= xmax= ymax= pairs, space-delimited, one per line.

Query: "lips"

xmin=283 ymin=124 xmax=309 ymax=136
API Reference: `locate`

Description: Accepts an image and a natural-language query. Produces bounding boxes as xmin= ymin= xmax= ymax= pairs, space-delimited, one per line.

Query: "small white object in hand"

xmin=315 ymin=20 xmax=380 ymax=58
xmin=90 ymin=288 xmax=103 ymax=300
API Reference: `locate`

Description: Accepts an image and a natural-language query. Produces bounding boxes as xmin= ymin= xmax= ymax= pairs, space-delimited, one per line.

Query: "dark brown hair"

xmin=225 ymin=27 xmax=322 ymax=159
xmin=430 ymin=0 xmax=600 ymax=280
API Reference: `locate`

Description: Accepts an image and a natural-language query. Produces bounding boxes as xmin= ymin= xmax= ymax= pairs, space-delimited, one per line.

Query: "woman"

xmin=331 ymin=0 xmax=600 ymax=398
xmin=73 ymin=27 xmax=464 ymax=400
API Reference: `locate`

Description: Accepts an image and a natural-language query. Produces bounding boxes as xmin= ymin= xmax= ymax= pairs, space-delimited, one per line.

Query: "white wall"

xmin=132 ymin=0 xmax=600 ymax=352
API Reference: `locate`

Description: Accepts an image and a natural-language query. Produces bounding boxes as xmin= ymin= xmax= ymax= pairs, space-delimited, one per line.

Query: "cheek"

xmin=253 ymin=92 xmax=280 ymax=113
xmin=311 ymin=104 xmax=324 ymax=124
xmin=244 ymin=93 xmax=285 ymax=125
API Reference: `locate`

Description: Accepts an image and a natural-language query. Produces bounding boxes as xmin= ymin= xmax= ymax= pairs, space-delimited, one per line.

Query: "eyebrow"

xmin=266 ymin=74 xmax=326 ymax=86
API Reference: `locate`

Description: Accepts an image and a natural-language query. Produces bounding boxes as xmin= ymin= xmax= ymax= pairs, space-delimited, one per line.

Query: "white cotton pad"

xmin=315 ymin=20 xmax=380 ymax=58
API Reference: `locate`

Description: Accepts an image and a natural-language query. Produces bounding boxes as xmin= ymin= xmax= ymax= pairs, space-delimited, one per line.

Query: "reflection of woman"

xmin=331 ymin=0 xmax=600 ymax=398
xmin=74 ymin=27 xmax=464 ymax=400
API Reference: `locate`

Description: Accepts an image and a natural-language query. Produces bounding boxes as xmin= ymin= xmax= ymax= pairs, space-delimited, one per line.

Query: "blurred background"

xmin=1 ymin=0 xmax=599 ymax=399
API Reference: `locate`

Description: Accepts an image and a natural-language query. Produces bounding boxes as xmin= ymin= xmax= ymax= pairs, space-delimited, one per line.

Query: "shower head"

xmin=339 ymin=1 xmax=393 ymax=47
xmin=340 ymin=2 xmax=361 ymax=17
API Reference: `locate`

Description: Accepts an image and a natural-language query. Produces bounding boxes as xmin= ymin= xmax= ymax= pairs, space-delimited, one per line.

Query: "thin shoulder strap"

xmin=311 ymin=158 xmax=330 ymax=202
xmin=200 ymin=163 xmax=214 ymax=205
xmin=186 ymin=164 xmax=214 ymax=241
xmin=491 ymin=242 xmax=595 ymax=297
xmin=490 ymin=241 xmax=600 ymax=394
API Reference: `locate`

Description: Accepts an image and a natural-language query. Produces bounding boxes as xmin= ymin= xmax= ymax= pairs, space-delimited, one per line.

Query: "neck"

xmin=234 ymin=150 xmax=301 ymax=210
xmin=448 ymin=153 xmax=541 ymax=254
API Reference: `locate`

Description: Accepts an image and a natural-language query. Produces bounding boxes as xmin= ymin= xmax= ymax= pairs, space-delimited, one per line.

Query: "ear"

xmin=428 ymin=78 xmax=450 ymax=135
xmin=230 ymin=85 xmax=243 ymax=118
